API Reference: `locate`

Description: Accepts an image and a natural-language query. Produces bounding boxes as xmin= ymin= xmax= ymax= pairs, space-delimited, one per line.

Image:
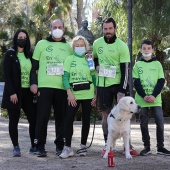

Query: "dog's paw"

xmin=125 ymin=154 xmax=132 ymax=159
xmin=103 ymin=154 xmax=108 ymax=159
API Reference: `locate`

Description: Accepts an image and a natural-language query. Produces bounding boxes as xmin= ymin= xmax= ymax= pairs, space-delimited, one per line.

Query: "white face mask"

xmin=142 ymin=53 xmax=152 ymax=58
xmin=52 ymin=29 xmax=63 ymax=38
xmin=75 ymin=47 xmax=86 ymax=56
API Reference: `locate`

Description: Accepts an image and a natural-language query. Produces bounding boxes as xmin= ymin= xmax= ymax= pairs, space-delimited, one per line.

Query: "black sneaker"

xmin=36 ymin=150 xmax=47 ymax=157
xmin=156 ymin=148 xmax=170 ymax=155
xmin=56 ymin=145 xmax=64 ymax=156
xmin=140 ymin=147 xmax=151 ymax=156
xmin=29 ymin=146 xmax=38 ymax=154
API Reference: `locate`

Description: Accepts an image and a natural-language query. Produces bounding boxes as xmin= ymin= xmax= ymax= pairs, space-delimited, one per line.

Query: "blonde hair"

xmin=71 ymin=36 xmax=89 ymax=51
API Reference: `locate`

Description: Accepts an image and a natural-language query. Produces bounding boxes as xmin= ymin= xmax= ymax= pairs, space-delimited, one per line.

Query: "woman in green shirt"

xmin=60 ymin=36 xmax=96 ymax=159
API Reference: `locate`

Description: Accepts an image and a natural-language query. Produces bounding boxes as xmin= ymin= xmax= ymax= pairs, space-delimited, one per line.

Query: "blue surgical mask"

xmin=75 ymin=47 xmax=86 ymax=56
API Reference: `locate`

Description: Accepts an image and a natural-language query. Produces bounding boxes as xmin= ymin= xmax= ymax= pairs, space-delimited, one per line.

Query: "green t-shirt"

xmin=33 ymin=39 xmax=73 ymax=89
xmin=64 ymin=54 xmax=95 ymax=100
xmin=92 ymin=37 xmax=130 ymax=87
xmin=133 ymin=60 xmax=164 ymax=107
xmin=17 ymin=52 xmax=31 ymax=88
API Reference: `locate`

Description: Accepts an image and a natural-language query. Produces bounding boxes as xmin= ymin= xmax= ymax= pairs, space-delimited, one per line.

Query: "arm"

xmin=62 ymin=71 xmax=77 ymax=107
xmin=3 ymin=52 xmax=16 ymax=96
xmin=118 ymin=62 xmax=129 ymax=94
xmin=133 ymin=78 xmax=146 ymax=98
xmin=152 ymin=78 xmax=165 ymax=97
xmin=30 ymin=59 xmax=39 ymax=94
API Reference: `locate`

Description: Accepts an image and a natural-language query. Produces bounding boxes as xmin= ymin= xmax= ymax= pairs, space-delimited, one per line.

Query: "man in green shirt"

xmin=133 ymin=39 xmax=170 ymax=156
xmin=30 ymin=19 xmax=73 ymax=157
xmin=93 ymin=17 xmax=138 ymax=156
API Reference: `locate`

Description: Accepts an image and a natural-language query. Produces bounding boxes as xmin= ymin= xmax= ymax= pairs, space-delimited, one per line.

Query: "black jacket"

xmin=2 ymin=49 xmax=22 ymax=109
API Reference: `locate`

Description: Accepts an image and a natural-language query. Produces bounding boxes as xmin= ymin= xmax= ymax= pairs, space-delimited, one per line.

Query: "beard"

xmin=104 ymin=32 xmax=115 ymax=39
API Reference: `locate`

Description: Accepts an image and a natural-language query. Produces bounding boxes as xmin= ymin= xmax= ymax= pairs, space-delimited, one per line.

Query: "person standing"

xmin=30 ymin=19 xmax=73 ymax=157
xmin=1 ymin=29 xmax=37 ymax=157
xmin=92 ymin=17 xmax=138 ymax=156
xmin=133 ymin=39 xmax=170 ymax=156
xmin=59 ymin=36 xmax=96 ymax=159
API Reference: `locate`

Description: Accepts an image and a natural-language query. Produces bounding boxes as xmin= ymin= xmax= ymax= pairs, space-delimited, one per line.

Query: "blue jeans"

xmin=139 ymin=106 xmax=164 ymax=149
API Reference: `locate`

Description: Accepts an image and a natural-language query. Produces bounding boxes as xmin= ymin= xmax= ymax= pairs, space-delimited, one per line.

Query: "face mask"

xmin=142 ymin=53 xmax=152 ymax=58
xmin=52 ymin=29 xmax=63 ymax=38
xmin=75 ymin=47 xmax=86 ymax=56
xmin=17 ymin=39 xmax=27 ymax=48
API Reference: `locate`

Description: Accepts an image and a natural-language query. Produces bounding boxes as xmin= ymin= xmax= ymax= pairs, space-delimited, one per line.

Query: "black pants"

xmin=35 ymin=88 xmax=67 ymax=150
xmin=139 ymin=106 xmax=164 ymax=148
xmin=64 ymin=99 xmax=92 ymax=147
xmin=7 ymin=88 xmax=37 ymax=147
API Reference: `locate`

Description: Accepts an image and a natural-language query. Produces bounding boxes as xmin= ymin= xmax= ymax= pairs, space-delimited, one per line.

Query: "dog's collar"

xmin=110 ymin=114 xmax=115 ymax=119
xmin=110 ymin=113 xmax=123 ymax=121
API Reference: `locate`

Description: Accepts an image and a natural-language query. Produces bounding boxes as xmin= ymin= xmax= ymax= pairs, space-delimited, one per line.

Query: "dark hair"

xmin=141 ymin=39 xmax=154 ymax=48
xmin=12 ymin=29 xmax=31 ymax=58
xmin=102 ymin=17 xmax=116 ymax=28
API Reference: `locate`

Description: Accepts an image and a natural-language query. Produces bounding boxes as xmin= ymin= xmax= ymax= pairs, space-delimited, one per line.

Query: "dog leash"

xmin=76 ymin=103 xmax=97 ymax=154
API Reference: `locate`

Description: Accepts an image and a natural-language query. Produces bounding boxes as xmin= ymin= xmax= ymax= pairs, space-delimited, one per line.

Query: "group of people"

xmin=2 ymin=17 xmax=170 ymax=159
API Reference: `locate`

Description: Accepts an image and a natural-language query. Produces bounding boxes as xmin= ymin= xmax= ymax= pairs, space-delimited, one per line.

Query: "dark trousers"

xmin=139 ymin=106 xmax=164 ymax=148
xmin=35 ymin=88 xmax=67 ymax=150
xmin=64 ymin=99 xmax=92 ymax=147
xmin=7 ymin=88 xmax=37 ymax=147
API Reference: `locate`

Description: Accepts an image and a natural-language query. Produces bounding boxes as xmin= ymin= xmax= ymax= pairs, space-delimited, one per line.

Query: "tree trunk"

xmin=77 ymin=0 xmax=83 ymax=29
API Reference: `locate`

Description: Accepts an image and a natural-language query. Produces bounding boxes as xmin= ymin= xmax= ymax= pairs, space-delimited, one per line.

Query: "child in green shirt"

xmin=133 ymin=39 xmax=170 ymax=156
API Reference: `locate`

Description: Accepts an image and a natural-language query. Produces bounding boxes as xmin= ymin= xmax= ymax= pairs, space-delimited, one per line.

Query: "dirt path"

xmin=0 ymin=117 xmax=170 ymax=170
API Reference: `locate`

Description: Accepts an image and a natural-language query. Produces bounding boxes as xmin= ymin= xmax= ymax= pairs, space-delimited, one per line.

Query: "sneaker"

xmin=76 ymin=144 xmax=87 ymax=156
xmin=101 ymin=144 xmax=107 ymax=156
xmin=59 ymin=146 xmax=74 ymax=159
xmin=140 ymin=147 xmax=151 ymax=156
xmin=130 ymin=148 xmax=139 ymax=156
xmin=13 ymin=146 xmax=21 ymax=157
xmin=56 ymin=145 xmax=64 ymax=156
xmin=29 ymin=146 xmax=38 ymax=154
xmin=123 ymin=148 xmax=139 ymax=156
xmin=156 ymin=147 xmax=170 ymax=156
xmin=36 ymin=150 xmax=47 ymax=157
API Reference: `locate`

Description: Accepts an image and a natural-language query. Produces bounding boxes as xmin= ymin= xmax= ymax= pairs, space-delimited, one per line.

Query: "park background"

xmin=0 ymin=0 xmax=170 ymax=118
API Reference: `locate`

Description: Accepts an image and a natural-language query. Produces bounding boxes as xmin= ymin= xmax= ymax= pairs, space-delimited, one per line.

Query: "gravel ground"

xmin=0 ymin=117 xmax=170 ymax=170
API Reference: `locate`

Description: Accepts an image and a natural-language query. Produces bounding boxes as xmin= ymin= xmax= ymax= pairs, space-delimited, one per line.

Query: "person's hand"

xmin=91 ymin=95 xmax=96 ymax=106
xmin=67 ymin=91 xmax=77 ymax=107
xmin=85 ymin=54 xmax=94 ymax=60
xmin=144 ymin=95 xmax=149 ymax=102
xmin=96 ymin=66 xmax=100 ymax=73
xmin=147 ymin=95 xmax=155 ymax=103
xmin=30 ymin=84 xmax=38 ymax=94
xmin=117 ymin=92 xmax=125 ymax=103
xmin=10 ymin=94 xmax=18 ymax=104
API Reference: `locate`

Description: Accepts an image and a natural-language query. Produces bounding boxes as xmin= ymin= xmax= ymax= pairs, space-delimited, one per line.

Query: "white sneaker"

xmin=59 ymin=146 xmax=74 ymax=159
xmin=76 ymin=144 xmax=87 ymax=156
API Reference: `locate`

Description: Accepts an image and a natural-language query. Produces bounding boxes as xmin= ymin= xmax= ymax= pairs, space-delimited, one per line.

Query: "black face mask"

xmin=17 ymin=39 xmax=27 ymax=48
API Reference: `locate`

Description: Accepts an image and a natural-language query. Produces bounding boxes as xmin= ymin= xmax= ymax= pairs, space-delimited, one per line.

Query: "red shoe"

xmin=130 ymin=149 xmax=139 ymax=156
xmin=123 ymin=148 xmax=139 ymax=156
xmin=101 ymin=144 xmax=107 ymax=156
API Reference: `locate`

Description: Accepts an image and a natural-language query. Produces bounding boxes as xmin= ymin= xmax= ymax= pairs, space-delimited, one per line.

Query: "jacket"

xmin=1 ymin=48 xmax=22 ymax=109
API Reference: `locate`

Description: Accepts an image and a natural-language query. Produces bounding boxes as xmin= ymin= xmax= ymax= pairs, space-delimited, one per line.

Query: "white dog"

xmin=103 ymin=96 xmax=140 ymax=159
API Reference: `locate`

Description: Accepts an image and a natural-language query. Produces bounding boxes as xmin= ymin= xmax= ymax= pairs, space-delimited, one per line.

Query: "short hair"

xmin=141 ymin=39 xmax=154 ymax=48
xmin=12 ymin=29 xmax=31 ymax=58
xmin=102 ymin=17 xmax=116 ymax=28
xmin=71 ymin=36 xmax=89 ymax=51
xmin=50 ymin=19 xmax=64 ymax=28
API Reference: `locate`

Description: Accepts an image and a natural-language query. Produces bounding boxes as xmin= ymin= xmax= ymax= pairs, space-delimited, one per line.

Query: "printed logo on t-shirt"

xmin=138 ymin=67 xmax=143 ymax=74
xmin=98 ymin=47 xmax=103 ymax=54
xmin=46 ymin=45 xmax=53 ymax=52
